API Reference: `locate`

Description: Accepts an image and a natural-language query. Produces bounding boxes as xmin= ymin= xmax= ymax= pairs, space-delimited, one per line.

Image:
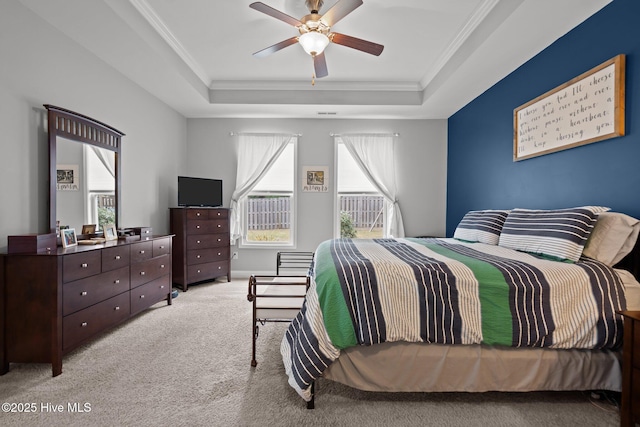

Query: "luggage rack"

xmin=247 ymin=275 xmax=310 ymax=367
xmin=276 ymin=251 xmax=314 ymax=275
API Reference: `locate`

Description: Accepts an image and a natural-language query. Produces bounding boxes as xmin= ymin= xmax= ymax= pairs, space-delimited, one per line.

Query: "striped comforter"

xmin=281 ymin=238 xmax=627 ymax=401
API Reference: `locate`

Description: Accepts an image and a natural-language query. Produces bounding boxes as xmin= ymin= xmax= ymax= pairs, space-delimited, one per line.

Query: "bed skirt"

xmin=322 ymin=341 xmax=622 ymax=393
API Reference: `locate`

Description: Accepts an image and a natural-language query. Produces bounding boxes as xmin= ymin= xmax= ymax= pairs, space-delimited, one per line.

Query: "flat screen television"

xmin=178 ymin=176 xmax=223 ymax=207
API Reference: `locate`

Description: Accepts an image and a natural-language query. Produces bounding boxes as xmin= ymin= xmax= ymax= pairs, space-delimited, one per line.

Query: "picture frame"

xmin=103 ymin=223 xmax=117 ymax=241
xmin=513 ymin=54 xmax=625 ymax=161
xmin=61 ymin=228 xmax=78 ymax=248
xmin=302 ymin=166 xmax=329 ymax=192
xmin=56 ymin=164 xmax=80 ymax=191
xmin=81 ymin=224 xmax=96 ymax=235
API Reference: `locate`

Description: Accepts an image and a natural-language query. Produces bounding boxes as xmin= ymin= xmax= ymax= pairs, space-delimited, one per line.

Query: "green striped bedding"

xmin=281 ymin=238 xmax=627 ymax=401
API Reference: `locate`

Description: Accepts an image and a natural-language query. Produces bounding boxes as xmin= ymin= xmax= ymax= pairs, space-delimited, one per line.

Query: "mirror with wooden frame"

xmin=46 ymin=105 xmax=124 ymax=237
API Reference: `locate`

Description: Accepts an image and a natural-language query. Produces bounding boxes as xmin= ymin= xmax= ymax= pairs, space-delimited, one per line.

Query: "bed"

xmin=280 ymin=207 xmax=640 ymax=407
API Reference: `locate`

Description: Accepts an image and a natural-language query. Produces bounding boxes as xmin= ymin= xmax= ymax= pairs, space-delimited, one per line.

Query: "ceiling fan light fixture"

xmin=299 ymin=31 xmax=330 ymax=56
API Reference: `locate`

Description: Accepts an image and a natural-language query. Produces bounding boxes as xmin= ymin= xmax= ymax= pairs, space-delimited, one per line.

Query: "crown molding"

xmin=128 ymin=0 xmax=210 ymax=86
xmin=419 ymin=0 xmax=502 ymax=89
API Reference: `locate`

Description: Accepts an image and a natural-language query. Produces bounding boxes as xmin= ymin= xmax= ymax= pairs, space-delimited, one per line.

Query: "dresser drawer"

xmin=130 ymin=275 xmax=171 ymax=315
xmin=186 ymin=209 xmax=211 ymax=220
xmin=187 ymin=233 xmax=228 ymax=249
xmin=63 ymin=251 xmax=102 ymax=283
xmin=63 ymin=266 xmax=130 ymax=315
xmin=153 ymin=237 xmax=172 ymax=257
xmin=208 ymin=209 xmax=228 ymax=220
xmin=130 ymin=254 xmax=170 ymax=288
xmin=131 ymin=241 xmax=153 ymax=263
xmin=187 ymin=247 xmax=230 ymax=265
xmin=187 ymin=219 xmax=228 ymax=234
xmin=102 ymin=245 xmax=130 ymax=272
xmin=187 ymin=260 xmax=228 ymax=283
xmin=63 ymin=292 xmax=130 ymax=351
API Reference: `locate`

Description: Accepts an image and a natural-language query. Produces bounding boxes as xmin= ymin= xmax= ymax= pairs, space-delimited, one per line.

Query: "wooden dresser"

xmin=620 ymin=310 xmax=640 ymax=427
xmin=0 ymin=235 xmax=172 ymax=376
xmin=170 ymin=207 xmax=230 ymax=291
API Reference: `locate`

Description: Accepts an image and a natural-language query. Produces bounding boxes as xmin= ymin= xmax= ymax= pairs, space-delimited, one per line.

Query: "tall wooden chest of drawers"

xmin=170 ymin=207 xmax=230 ymax=291
xmin=620 ymin=310 xmax=640 ymax=427
xmin=0 ymin=235 xmax=173 ymax=376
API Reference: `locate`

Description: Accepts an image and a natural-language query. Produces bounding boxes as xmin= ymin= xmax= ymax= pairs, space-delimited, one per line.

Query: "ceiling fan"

xmin=250 ymin=0 xmax=384 ymax=81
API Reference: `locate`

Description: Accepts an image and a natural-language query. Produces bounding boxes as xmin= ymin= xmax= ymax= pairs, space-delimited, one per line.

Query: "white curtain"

xmin=339 ymin=134 xmax=405 ymax=238
xmin=91 ymin=146 xmax=115 ymax=178
xmin=229 ymin=133 xmax=295 ymax=244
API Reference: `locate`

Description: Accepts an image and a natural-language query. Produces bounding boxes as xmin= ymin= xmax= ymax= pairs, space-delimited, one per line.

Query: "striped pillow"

xmin=498 ymin=206 xmax=610 ymax=262
xmin=453 ymin=210 xmax=510 ymax=245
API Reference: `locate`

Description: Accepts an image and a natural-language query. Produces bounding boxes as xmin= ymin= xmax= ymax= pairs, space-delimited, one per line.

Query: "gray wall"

xmin=0 ymin=1 xmax=448 ymax=276
xmin=187 ymin=118 xmax=448 ymax=275
xmin=0 ymin=1 xmax=187 ymax=251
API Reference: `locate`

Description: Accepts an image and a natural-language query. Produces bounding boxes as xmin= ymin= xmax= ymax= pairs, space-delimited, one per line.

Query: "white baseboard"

xmin=232 ymin=270 xmax=276 ymax=279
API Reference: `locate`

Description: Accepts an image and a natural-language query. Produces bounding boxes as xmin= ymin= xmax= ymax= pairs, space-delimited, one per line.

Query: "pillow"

xmin=453 ymin=210 xmax=510 ymax=245
xmin=497 ymin=206 xmax=610 ymax=262
xmin=582 ymin=212 xmax=640 ymax=266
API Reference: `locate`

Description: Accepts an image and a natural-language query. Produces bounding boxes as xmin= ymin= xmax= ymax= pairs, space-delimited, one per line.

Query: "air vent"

xmin=317 ymin=112 xmax=337 ymax=115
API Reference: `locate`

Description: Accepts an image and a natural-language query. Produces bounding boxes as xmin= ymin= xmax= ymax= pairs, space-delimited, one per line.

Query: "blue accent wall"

xmin=446 ymin=0 xmax=640 ymax=236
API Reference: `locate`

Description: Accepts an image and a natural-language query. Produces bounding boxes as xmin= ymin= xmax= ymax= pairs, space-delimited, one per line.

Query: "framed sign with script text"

xmin=302 ymin=166 xmax=329 ymax=192
xmin=514 ymin=54 xmax=625 ymax=161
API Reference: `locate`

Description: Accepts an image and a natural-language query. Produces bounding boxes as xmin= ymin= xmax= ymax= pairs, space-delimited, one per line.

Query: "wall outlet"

xmin=232 ymin=251 xmax=238 ymax=260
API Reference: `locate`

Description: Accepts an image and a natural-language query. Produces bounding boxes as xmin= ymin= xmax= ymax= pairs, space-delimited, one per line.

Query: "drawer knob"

xmin=218 ymin=252 xmax=221 ymax=256
xmin=197 ymin=269 xmax=201 ymax=273
xmin=81 ymin=322 xmax=88 ymax=327
xmin=197 ymin=212 xmax=201 ymax=216
xmin=217 ymin=212 xmax=221 ymax=216
xmin=140 ymin=271 xmax=146 ymax=276
xmin=81 ymin=263 xmax=88 ymax=268
xmin=140 ymin=295 xmax=145 ymax=299
xmin=161 ymin=264 xmax=165 ymax=268
xmin=217 ymin=224 xmax=221 ymax=228
xmin=160 ymin=285 xmax=165 ymax=289
xmin=114 ymin=279 xmax=120 ymax=284
xmin=196 ymin=225 xmax=201 ymax=229
xmin=197 ymin=255 xmax=201 ymax=259
xmin=196 ymin=240 xmax=201 ymax=244
xmin=115 ymin=306 xmax=120 ymax=311
xmin=218 ymin=266 xmax=222 ymax=270
xmin=140 ymin=250 xmax=145 ymax=254
xmin=81 ymin=291 xmax=88 ymax=296
xmin=217 ymin=238 xmax=221 ymax=242
xmin=159 ymin=245 xmax=165 ymax=249
xmin=144 ymin=230 xmax=150 ymax=234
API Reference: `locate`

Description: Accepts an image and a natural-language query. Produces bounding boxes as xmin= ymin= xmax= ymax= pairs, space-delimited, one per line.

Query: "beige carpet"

xmin=0 ymin=279 xmax=621 ymax=426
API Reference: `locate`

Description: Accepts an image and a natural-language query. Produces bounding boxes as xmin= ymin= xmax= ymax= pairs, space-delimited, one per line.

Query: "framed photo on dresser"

xmin=61 ymin=228 xmax=77 ymax=248
xmin=81 ymin=224 xmax=96 ymax=235
xmin=103 ymin=224 xmax=117 ymax=241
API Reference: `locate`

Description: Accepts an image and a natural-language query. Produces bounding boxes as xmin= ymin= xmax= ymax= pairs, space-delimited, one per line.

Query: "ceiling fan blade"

xmin=331 ymin=32 xmax=384 ymax=56
xmin=249 ymin=2 xmax=302 ymax=27
xmin=253 ymin=37 xmax=299 ymax=58
xmin=313 ymin=52 xmax=328 ymax=78
xmin=321 ymin=0 xmax=363 ymax=27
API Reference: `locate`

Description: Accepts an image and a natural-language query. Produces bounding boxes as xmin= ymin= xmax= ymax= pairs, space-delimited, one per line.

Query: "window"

xmin=241 ymin=141 xmax=296 ymax=247
xmin=336 ymin=142 xmax=384 ymax=239
xmin=84 ymin=145 xmax=115 ymax=231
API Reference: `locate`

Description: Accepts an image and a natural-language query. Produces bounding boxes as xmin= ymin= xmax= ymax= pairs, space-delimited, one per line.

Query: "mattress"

xmin=282 ymin=237 xmax=635 ymax=401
